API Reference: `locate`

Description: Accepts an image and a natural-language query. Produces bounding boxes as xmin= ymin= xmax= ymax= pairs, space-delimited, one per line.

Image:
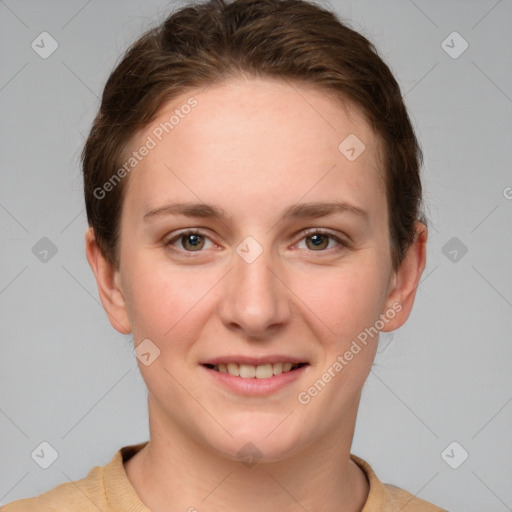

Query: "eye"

xmin=296 ymin=229 xmax=348 ymax=252
xmin=163 ymin=230 xmax=215 ymax=254
xmin=162 ymin=228 xmax=348 ymax=257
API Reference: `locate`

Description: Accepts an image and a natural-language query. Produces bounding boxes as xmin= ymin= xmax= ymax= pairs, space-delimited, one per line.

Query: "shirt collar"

xmin=104 ymin=442 xmax=392 ymax=511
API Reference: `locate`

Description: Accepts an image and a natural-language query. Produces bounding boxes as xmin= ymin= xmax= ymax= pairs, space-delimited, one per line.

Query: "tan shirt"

xmin=2 ymin=442 xmax=447 ymax=511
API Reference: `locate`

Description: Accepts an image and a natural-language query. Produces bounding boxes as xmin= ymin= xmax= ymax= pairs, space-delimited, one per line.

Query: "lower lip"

xmin=202 ymin=365 xmax=308 ymax=396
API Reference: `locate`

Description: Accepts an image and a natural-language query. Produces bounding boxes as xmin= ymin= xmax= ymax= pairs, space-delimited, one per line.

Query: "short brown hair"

xmin=82 ymin=0 xmax=426 ymax=271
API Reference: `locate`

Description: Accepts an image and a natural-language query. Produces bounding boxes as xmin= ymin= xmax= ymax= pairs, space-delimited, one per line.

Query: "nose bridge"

xmin=220 ymin=235 xmax=289 ymax=336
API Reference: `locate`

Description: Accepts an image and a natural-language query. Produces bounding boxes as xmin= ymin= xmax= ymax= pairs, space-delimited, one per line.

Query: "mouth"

xmin=202 ymin=362 xmax=309 ymax=379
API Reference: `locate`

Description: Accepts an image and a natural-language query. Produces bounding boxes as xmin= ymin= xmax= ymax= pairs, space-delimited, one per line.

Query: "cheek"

xmin=124 ymin=256 xmax=219 ymax=343
xmin=292 ymin=267 xmax=386 ymax=413
xmin=291 ymin=260 xmax=388 ymax=343
xmin=124 ymin=258 xmax=230 ymax=356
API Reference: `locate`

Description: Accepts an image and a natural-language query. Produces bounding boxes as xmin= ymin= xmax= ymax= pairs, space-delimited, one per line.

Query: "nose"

xmin=218 ymin=241 xmax=291 ymax=340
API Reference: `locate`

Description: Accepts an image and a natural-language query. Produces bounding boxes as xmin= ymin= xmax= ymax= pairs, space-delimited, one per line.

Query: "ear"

xmin=380 ymin=221 xmax=428 ymax=332
xmin=85 ymin=226 xmax=132 ymax=334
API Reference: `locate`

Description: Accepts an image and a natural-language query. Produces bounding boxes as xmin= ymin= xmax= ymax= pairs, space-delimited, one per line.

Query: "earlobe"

xmin=85 ymin=227 xmax=132 ymax=335
xmin=380 ymin=222 xmax=428 ymax=333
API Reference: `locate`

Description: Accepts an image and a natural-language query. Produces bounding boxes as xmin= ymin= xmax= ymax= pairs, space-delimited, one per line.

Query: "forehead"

xmin=121 ymin=76 xmax=386 ymax=228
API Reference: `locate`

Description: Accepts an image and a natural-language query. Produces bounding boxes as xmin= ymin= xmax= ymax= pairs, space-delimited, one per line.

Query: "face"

xmin=88 ymin=76 xmax=423 ymax=463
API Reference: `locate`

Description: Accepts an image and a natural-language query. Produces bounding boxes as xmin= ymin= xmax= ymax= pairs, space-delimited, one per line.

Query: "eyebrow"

xmin=143 ymin=201 xmax=368 ymax=223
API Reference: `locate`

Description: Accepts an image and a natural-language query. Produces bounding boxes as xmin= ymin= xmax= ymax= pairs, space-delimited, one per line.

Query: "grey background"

xmin=1 ymin=0 xmax=511 ymax=510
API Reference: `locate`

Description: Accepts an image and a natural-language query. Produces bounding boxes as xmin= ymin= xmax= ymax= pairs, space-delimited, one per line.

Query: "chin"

xmin=200 ymin=416 xmax=306 ymax=465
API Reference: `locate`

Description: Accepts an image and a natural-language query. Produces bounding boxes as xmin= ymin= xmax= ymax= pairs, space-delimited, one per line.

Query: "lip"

xmin=201 ymin=355 xmax=307 ymax=366
xmin=201 ymin=362 xmax=309 ymax=396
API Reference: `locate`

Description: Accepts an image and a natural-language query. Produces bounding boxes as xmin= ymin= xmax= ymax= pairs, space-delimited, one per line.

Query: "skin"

xmin=86 ymin=76 xmax=427 ymax=512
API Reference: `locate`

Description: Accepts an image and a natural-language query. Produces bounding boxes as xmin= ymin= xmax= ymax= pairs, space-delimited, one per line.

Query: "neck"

xmin=125 ymin=397 xmax=369 ymax=512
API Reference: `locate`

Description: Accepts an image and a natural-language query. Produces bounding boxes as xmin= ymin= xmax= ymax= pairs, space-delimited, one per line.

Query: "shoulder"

xmin=384 ymin=483 xmax=448 ymax=511
xmin=1 ymin=443 xmax=148 ymax=512
xmin=1 ymin=461 xmax=107 ymax=512
xmin=350 ymin=454 xmax=448 ymax=512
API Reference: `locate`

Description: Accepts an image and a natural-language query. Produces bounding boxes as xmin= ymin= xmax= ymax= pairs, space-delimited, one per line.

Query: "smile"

xmin=203 ymin=362 xmax=307 ymax=379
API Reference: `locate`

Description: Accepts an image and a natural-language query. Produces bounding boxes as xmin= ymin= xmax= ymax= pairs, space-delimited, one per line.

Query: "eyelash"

xmin=162 ymin=228 xmax=349 ymax=257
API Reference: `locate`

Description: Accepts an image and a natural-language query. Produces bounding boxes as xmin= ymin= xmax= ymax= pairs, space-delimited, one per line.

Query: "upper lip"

xmin=201 ymin=355 xmax=309 ymax=366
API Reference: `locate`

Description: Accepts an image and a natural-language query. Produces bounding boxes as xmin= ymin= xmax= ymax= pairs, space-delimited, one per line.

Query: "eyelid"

xmin=294 ymin=228 xmax=349 ymax=251
xmin=303 ymin=227 xmax=348 ymax=239
xmin=162 ymin=227 xmax=349 ymax=255
xmin=162 ymin=228 xmax=215 ymax=255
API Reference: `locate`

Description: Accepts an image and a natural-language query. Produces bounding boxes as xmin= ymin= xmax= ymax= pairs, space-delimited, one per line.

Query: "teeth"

xmin=255 ymin=363 xmax=273 ymax=379
xmin=239 ymin=364 xmax=256 ymax=378
xmin=273 ymin=362 xmax=283 ymax=375
xmin=212 ymin=362 xmax=301 ymax=378
xmin=227 ymin=363 xmax=239 ymax=376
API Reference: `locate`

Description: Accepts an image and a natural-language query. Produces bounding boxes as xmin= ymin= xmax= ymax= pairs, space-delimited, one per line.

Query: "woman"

xmin=3 ymin=0 xmax=447 ymax=510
